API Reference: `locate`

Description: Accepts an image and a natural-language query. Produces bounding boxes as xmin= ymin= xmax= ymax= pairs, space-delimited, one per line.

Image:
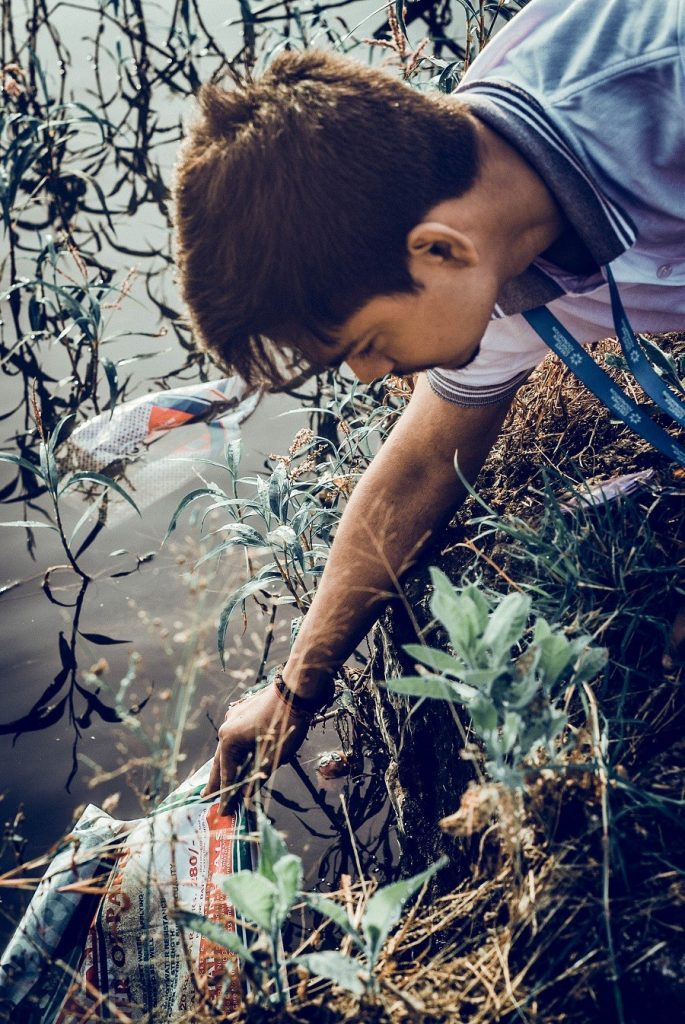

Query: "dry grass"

xmin=5 ymin=338 xmax=685 ymax=1024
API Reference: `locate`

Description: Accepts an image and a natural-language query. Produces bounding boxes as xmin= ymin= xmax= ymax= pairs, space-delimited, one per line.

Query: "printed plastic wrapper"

xmin=0 ymin=761 xmax=255 ymax=1023
xmin=560 ymin=468 xmax=655 ymax=510
xmin=67 ymin=377 xmax=258 ymax=473
xmin=61 ymin=376 xmax=261 ymax=524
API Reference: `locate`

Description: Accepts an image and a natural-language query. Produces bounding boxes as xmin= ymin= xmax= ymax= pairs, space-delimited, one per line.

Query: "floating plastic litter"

xmin=61 ymin=377 xmax=260 ymax=524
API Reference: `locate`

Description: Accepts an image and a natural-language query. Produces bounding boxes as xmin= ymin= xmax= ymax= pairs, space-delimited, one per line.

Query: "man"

xmin=172 ymin=0 xmax=685 ymax=811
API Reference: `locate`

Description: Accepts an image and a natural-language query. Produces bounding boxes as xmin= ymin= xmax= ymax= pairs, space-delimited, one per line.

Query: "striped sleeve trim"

xmin=427 ymin=367 xmax=533 ymax=408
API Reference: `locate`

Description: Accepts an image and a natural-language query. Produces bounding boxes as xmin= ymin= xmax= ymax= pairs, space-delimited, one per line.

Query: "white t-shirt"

xmin=427 ymin=0 xmax=685 ymax=408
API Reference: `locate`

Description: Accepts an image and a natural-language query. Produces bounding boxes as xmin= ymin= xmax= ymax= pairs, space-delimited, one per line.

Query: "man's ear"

xmin=407 ymin=221 xmax=479 ymax=269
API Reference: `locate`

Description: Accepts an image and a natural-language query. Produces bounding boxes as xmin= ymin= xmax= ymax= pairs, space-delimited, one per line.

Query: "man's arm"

xmin=205 ymin=375 xmax=512 ymax=810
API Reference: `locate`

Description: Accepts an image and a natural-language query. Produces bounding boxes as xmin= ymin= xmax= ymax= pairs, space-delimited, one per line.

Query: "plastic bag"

xmin=61 ymin=376 xmax=260 ymax=525
xmin=0 ymin=761 xmax=254 ymax=1022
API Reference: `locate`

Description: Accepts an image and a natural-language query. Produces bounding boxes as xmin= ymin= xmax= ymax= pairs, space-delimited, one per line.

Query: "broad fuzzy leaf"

xmin=469 ymin=695 xmax=498 ymax=736
xmin=273 ymin=854 xmax=302 ymax=920
xmin=481 ymin=592 xmax=531 ymax=655
xmin=385 ymin=675 xmax=471 ymax=703
xmin=294 ymin=951 xmax=366 ymax=996
xmin=429 ymin=567 xmax=481 ymax=652
xmin=174 ymin=910 xmax=255 ymax=963
xmin=304 ymin=893 xmax=363 ymax=948
xmin=221 ymin=870 xmax=277 ymax=933
xmin=362 ymin=857 xmax=447 ymax=968
xmin=462 ymin=584 xmax=491 ymax=632
xmin=403 ymin=644 xmax=462 ymax=676
xmin=537 ymin=634 xmax=573 ymax=688
xmin=572 ymin=646 xmax=608 ymax=686
xmin=257 ymin=808 xmax=289 ymax=882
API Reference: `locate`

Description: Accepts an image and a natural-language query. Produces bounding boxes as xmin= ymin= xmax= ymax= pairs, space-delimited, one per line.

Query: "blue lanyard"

xmin=522 ymin=266 xmax=685 ymax=467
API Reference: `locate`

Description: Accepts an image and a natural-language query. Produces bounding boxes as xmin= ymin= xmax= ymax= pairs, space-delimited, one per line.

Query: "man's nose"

xmin=345 ymin=354 xmax=395 ymax=383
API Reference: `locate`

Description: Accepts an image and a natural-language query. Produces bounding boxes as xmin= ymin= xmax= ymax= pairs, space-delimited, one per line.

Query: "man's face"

xmin=302 ymin=242 xmax=497 ymax=383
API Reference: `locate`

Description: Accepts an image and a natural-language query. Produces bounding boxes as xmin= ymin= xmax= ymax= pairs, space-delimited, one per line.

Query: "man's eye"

xmin=359 ymin=342 xmax=374 ymax=358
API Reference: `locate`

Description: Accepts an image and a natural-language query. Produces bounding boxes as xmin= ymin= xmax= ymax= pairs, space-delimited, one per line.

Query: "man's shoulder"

xmin=462 ymin=0 xmax=683 ymax=104
xmin=457 ymin=0 xmax=684 ymax=279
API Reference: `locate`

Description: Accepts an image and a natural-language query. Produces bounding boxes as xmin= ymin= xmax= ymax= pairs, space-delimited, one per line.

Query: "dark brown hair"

xmin=173 ymin=49 xmax=479 ymax=387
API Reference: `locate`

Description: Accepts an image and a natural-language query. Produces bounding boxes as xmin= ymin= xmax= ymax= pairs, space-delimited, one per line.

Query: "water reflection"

xmin=0 ymin=0 xmax=471 ymax=955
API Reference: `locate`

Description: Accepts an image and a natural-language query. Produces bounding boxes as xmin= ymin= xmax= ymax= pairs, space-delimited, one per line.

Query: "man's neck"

xmin=447 ymin=114 xmax=589 ymax=283
xmin=539 ymin=227 xmax=598 ymax=275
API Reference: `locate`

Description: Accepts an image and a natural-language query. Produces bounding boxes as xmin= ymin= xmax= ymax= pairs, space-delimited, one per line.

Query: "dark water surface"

xmin=0 ymin=393 xmax=396 ymax=949
xmin=0 ymin=0 xmax=398 ymax=953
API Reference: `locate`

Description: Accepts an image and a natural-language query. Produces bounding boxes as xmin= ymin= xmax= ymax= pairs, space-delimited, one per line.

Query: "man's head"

xmin=173 ymin=49 xmax=481 ymax=387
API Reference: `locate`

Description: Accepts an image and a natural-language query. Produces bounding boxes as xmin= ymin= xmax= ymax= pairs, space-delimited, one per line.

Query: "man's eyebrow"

xmin=327 ymin=352 xmax=348 ymax=370
xmin=324 ymin=338 xmax=360 ymax=371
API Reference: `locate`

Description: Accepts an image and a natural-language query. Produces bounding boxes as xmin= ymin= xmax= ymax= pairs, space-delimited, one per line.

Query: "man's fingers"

xmin=201 ymin=748 xmax=222 ymax=799
xmin=219 ymin=744 xmax=255 ymax=815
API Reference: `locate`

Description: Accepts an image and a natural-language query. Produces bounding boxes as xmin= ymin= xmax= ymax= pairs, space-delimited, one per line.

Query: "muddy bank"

xmin=352 ymin=338 xmax=685 ymax=1019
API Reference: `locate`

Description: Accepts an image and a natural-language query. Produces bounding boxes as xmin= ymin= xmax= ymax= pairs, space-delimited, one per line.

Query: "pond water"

xmin=0 ymin=0 xmax=406 ymax=954
xmin=0 ymin=0 xmax=493 ymax=964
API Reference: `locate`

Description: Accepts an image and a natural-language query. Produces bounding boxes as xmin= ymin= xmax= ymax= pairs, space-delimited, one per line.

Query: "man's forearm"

xmin=282 ymin=378 xmax=511 ymax=699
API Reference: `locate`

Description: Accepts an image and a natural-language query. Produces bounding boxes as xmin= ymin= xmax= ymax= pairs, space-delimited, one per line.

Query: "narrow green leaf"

xmin=225 ymin=438 xmax=242 ymax=477
xmin=61 ymin=471 xmax=140 ymax=516
xmin=216 ymin=522 xmax=265 ymax=545
xmin=164 ymin=485 xmax=223 ymax=542
xmin=0 ymin=519 xmax=57 ymax=530
xmin=267 ymin=524 xmax=297 ymax=548
xmin=268 ymin=461 xmax=288 ymax=520
xmin=193 ymin=536 xmax=264 ymax=570
xmin=258 ymin=808 xmax=289 ymax=882
xmin=48 ymin=412 xmax=75 ymax=453
xmin=639 ymin=334 xmax=685 ymax=395
xmin=101 ymin=357 xmax=120 ymax=413
xmin=0 ymin=452 xmax=45 ymax=480
xmin=80 ymin=631 xmax=130 ymax=645
xmin=394 ymin=0 xmax=409 ymax=41
xmin=40 ymin=441 xmax=59 ymax=494
xmin=69 ymin=493 xmax=105 ymax=547
xmin=217 ymin=577 xmax=277 ymax=668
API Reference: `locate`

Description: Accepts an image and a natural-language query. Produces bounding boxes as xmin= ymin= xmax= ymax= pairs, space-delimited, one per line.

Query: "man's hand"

xmin=202 ymin=682 xmax=312 ymax=814
xmin=203 ymin=377 xmax=512 ymax=810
